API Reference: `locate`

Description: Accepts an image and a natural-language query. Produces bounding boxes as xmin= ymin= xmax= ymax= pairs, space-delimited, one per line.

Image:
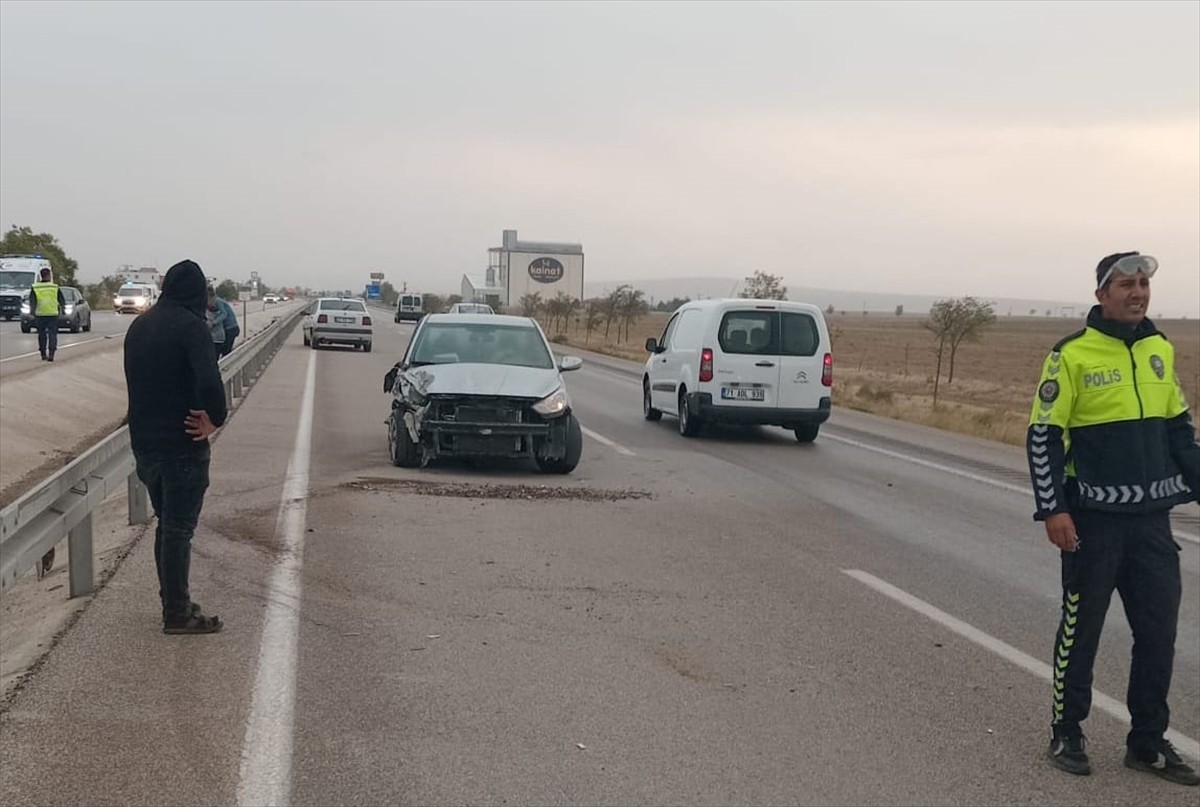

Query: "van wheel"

xmin=678 ymin=389 xmax=702 ymax=437
xmin=389 ymin=411 xmax=420 ymax=467
xmin=794 ymin=424 xmax=820 ymax=443
xmin=643 ymin=378 xmax=662 ymax=421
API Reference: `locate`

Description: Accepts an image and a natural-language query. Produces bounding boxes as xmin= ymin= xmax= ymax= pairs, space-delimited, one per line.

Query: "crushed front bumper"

xmin=409 ymin=396 xmax=569 ymax=461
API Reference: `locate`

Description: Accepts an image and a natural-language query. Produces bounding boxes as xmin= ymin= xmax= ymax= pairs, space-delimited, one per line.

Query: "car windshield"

xmin=1 ymin=271 xmax=36 ymax=287
xmin=409 ymin=323 xmax=553 ymax=369
xmin=319 ymin=300 xmax=366 ymax=312
xmin=120 ymin=288 xmax=147 ymax=297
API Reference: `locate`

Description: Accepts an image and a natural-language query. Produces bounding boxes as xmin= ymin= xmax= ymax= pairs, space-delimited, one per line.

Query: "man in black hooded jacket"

xmin=124 ymin=259 xmax=227 ymax=634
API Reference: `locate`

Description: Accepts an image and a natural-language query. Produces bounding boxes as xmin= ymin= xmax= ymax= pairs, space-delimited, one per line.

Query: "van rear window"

xmin=718 ymin=311 xmax=819 ymax=356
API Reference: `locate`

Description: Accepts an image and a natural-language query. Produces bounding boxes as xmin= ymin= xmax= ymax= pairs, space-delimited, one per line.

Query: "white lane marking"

xmin=237 ymin=350 xmax=316 ymax=807
xmin=0 ymin=333 xmax=125 ymax=363
xmin=843 ymin=569 xmax=1200 ymax=761
xmin=580 ymin=425 xmax=636 ymax=456
xmin=823 ymin=433 xmax=1200 ymax=546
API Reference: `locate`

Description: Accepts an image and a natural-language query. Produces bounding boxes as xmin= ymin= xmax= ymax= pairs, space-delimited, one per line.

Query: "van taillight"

xmin=362 ymin=316 xmax=372 ymax=325
xmin=822 ymin=353 xmax=833 ymax=386
xmin=317 ymin=314 xmax=328 ymax=324
xmin=700 ymin=348 xmax=714 ymax=382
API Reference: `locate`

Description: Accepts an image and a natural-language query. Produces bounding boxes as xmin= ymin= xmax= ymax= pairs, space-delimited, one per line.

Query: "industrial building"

xmin=462 ymin=229 xmax=584 ymax=310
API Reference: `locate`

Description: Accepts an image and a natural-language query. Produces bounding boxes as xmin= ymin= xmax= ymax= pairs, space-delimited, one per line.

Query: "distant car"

xmin=302 ymin=297 xmax=373 ymax=351
xmin=263 ymin=295 xmax=280 ymax=304
xmin=383 ymin=313 xmax=583 ymax=473
xmin=113 ymin=283 xmax=158 ymax=314
xmin=446 ymin=302 xmax=495 ymax=315
xmin=20 ymin=285 xmax=92 ymax=333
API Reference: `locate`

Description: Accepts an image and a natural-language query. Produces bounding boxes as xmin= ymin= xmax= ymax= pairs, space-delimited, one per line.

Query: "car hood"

xmin=403 ymin=363 xmax=561 ymax=399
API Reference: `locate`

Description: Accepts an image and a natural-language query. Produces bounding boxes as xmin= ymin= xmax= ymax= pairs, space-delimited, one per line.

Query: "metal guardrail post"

xmin=128 ymin=473 xmax=152 ymax=526
xmin=232 ymin=372 xmax=243 ymax=400
xmin=68 ymin=512 xmax=94 ymax=597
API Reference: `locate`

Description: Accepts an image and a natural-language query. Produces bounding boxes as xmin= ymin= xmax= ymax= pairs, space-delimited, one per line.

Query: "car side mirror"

xmin=645 ymin=337 xmax=659 ymax=354
xmin=558 ymin=356 xmax=583 ymax=372
xmin=384 ymin=364 xmax=399 ymax=393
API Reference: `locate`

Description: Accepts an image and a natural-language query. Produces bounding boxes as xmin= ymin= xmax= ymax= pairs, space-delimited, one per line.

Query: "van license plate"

xmin=335 ymin=316 xmax=355 ymax=323
xmin=722 ymin=387 xmax=765 ymax=401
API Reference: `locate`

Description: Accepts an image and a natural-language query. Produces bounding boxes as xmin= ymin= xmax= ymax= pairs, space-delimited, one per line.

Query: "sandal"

xmin=163 ymin=608 xmax=222 ymax=635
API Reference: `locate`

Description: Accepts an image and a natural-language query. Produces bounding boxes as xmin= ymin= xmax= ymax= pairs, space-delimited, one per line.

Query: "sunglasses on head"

xmin=1098 ymin=254 xmax=1157 ymax=289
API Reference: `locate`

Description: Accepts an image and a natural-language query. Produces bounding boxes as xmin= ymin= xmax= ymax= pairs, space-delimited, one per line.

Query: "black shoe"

xmin=47 ymin=355 xmax=54 ymax=362
xmin=1125 ymin=739 xmax=1200 ymax=786
xmin=1048 ymin=729 xmax=1091 ymax=776
xmin=39 ymin=354 xmax=46 ymax=361
xmin=163 ymin=603 xmax=222 ymax=635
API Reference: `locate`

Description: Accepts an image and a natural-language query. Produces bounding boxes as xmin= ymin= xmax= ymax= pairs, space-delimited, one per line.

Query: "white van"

xmin=642 ymin=298 xmax=833 ymax=441
xmin=113 ymin=282 xmax=158 ymax=314
xmin=394 ymin=292 xmax=424 ymax=323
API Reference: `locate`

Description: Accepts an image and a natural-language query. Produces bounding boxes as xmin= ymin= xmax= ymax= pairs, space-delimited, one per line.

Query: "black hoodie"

xmin=124 ymin=260 xmax=228 ymax=455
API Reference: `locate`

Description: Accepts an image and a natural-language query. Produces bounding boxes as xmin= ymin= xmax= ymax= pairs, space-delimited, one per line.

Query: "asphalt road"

xmin=1 ymin=316 xmax=1197 ymax=806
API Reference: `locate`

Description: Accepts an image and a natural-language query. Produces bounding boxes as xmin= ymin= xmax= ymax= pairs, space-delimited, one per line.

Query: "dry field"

xmin=544 ymin=310 xmax=1200 ymax=448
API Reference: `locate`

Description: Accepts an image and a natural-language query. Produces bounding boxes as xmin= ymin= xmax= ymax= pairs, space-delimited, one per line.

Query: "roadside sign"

xmin=365 ymin=284 xmax=381 ymax=300
xmin=238 ymin=290 xmax=252 ymax=301
xmin=369 ymin=272 xmax=385 ymax=281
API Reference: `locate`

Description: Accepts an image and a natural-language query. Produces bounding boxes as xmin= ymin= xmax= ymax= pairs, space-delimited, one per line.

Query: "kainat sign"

xmin=528 ymin=257 xmax=565 ymax=283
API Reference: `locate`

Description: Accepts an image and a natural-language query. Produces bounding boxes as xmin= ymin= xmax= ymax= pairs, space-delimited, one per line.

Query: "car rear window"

xmin=718 ymin=310 xmax=820 ymax=356
xmin=320 ymin=300 xmax=366 ymax=312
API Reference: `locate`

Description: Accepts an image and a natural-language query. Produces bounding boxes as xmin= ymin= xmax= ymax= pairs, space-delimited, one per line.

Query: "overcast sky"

xmin=1 ymin=1 xmax=1197 ymax=315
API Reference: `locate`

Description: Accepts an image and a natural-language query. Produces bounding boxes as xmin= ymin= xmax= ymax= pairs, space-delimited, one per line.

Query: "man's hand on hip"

xmin=184 ymin=409 xmax=218 ymax=442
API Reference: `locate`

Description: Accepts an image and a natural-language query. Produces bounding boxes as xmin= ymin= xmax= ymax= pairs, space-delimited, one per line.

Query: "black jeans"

xmin=220 ymin=331 xmax=238 ymax=357
xmin=134 ymin=445 xmax=211 ymax=620
xmin=1051 ymin=508 xmax=1181 ymax=747
xmin=35 ymin=315 xmax=58 ymax=357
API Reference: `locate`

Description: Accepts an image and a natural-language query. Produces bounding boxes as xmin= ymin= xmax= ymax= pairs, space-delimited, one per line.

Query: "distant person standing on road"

xmin=1027 ymin=251 xmax=1199 ymax=785
xmin=125 ymin=260 xmax=228 ymax=634
xmin=214 ymin=292 xmax=240 ymax=357
xmin=207 ymin=286 xmax=228 ymax=356
xmin=29 ymin=267 xmax=65 ymax=362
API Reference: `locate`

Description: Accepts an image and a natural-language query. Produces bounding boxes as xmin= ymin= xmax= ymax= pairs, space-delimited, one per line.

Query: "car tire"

xmin=20 ymin=322 xmax=30 ymax=334
xmin=793 ymin=424 xmax=820 ymax=443
xmin=363 ymin=342 xmax=372 ymax=353
xmin=389 ymin=410 xmax=420 ymax=467
xmin=536 ymin=414 xmax=582 ymax=474
xmin=302 ymin=329 xmax=310 ymax=346
xmin=70 ymin=316 xmax=80 ymax=333
xmin=678 ymin=389 xmax=702 ymax=437
xmin=643 ymin=378 xmax=662 ymax=421
xmin=83 ymin=316 xmax=91 ymax=332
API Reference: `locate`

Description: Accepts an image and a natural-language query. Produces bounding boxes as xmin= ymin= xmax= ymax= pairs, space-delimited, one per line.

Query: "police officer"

xmin=1027 ymin=251 xmax=1199 ymax=785
xmin=29 ymin=267 xmax=65 ymax=362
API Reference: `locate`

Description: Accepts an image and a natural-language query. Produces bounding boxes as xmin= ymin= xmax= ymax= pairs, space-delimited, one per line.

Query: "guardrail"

xmin=0 ymin=306 xmax=307 ymax=598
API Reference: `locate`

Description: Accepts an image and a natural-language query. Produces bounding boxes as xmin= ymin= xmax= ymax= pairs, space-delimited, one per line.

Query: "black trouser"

xmin=221 ymin=331 xmax=238 ymax=357
xmin=134 ymin=445 xmax=211 ymax=621
xmin=35 ymin=315 xmax=58 ymax=357
xmin=1051 ymin=508 xmax=1181 ymax=747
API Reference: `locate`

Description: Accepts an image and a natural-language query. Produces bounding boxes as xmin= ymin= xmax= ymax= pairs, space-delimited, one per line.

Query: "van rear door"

xmin=775 ymin=309 xmax=828 ymax=410
xmin=712 ymin=307 xmax=781 ymax=408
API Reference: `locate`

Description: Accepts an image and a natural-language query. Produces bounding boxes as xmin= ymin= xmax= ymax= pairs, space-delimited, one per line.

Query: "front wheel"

xmin=536 ymin=414 xmax=582 ymax=474
xmin=69 ymin=317 xmax=80 ymax=333
xmin=363 ymin=342 xmax=372 ymax=353
xmin=643 ymin=379 xmax=662 ymax=421
xmin=388 ymin=411 xmax=420 ymax=467
xmin=83 ymin=316 xmax=91 ymax=332
xmin=20 ymin=322 xmax=30 ymax=334
xmin=793 ymin=424 xmax=820 ymax=443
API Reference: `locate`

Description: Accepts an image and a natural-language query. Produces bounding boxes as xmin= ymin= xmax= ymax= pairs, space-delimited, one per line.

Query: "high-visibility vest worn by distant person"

xmin=30 ymin=281 xmax=60 ymax=317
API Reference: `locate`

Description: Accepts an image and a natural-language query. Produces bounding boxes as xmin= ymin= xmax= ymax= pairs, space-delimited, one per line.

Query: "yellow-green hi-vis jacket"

xmin=1027 ymin=306 xmax=1200 ymax=520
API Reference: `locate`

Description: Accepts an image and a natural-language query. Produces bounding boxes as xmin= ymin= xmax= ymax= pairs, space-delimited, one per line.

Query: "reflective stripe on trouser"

xmin=1051 ymin=509 xmax=1181 ymax=742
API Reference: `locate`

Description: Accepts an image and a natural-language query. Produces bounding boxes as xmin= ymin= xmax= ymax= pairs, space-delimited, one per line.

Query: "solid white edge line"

xmin=580 ymin=424 xmax=636 ymax=456
xmin=843 ymin=568 xmax=1200 ymax=761
xmin=236 ymin=349 xmax=317 ymax=807
xmin=0 ymin=333 xmax=125 ymax=363
xmin=823 ymin=433 xmax=1200 ymax=546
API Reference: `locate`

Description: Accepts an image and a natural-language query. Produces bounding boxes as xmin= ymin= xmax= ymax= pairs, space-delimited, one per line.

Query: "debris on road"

xmin=345 ymin=477 xmax=653 ymax=502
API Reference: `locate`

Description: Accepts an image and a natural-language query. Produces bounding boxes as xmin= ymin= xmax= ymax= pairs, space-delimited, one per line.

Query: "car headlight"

xmin=63 ymin=304 xmax=74 ymax=314
xmin=135 ymin=298 xmax=147 ymax=307
xmin=533 ymin=387 xmax=571 ymax=418
xmin=20 ymin=302 xmax=30 ymax=315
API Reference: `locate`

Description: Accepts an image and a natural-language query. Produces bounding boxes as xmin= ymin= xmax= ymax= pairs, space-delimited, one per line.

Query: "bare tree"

xmin=519 ymin=292 xmax=542 ymax=318
xmin=618 ymin=287 xmax=648 ymax=342
xmin=739 ymin=270 xmax=787 ymax=300
xmin=945 ymin=297 xmax=996 ymax=383
xmin=923 ymin=299 xmax=955 ymax=406
xmin=583 ymin=300 xmax=603 ymax=345
xmin=603 ymin=285 xmax=629 ymax=338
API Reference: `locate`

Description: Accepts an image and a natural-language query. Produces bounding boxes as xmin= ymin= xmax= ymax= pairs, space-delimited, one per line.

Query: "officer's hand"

xmin=184 ymin=409 xmax=218 ymax=442
xmin=1044 ymin=512 xmax=1079 ymax=552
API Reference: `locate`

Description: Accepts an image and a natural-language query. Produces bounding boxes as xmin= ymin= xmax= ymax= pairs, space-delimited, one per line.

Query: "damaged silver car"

xmin=383 ymin=314 xmax=584 ymax=473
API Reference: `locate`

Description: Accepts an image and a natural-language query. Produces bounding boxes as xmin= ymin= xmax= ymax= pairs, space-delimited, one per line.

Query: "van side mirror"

xmin=645 ymin=337 xmax=659 ymax=353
